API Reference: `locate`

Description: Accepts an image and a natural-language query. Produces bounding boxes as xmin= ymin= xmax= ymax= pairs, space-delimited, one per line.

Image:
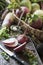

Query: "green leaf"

xmin=0 ymin=27 xmax=10 ymax=39
xmin=32 ymin=15 xmax=39 ymax=21
xmin=7 ymin=1 xmax=20 ymax=9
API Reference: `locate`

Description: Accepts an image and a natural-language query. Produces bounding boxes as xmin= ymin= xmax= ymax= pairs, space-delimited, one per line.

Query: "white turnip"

xmin=3 ymin=38 xmax=18 ymax=48
xmin=0 ymin=12 xmax=15 ymax=39
xmin=2 ymin=12 xmax=15 ymax=27
xmin=17 ymin=34 xmax=28 ymax=44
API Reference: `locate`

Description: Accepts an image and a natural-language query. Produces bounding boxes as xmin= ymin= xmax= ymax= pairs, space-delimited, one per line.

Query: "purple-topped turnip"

xmin=2 ymin=12 xmax=15 ymax=27
xmin=0 ymin=12 xmax=15 ymax=39
xmin=30 ymin=18 xmax=42 ymax=29
xmin=28 ymin=10 xmax=43 ymax=29
xmin=2 ymin=38 xmax=18 ymax=48
xmin=21 ymin=6 xmax=29 ymax=14
xmin=16 ymin=6 xmax=29 ymax=17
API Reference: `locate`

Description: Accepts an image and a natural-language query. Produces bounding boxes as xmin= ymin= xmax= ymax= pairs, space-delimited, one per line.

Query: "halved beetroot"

xmin=2 ymin=38 xmax=18 ymax=48
xmin=14 ymin=42 xmax=27 ymax=52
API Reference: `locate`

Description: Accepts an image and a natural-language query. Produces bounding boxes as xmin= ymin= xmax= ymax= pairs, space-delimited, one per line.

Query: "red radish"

xmin=17 ymin=34 xmax=28 ymax=44
xmin=4 ymin=43 xmax=18 ymax=48
xmin=30 ymin=18 xmax=42 ymax=29
xmin=16 ymin=6 xmax=29 ymax=17
xmin=21 ymin=6 xmax=29 ymax=14
xmin=14 ymin=42 xmax=26 ymax=52
xmin=0 ymin=12 xmax=15 ymax=38
xmin=2 ymin=12 xmax=14 ymax=27
xmin=16 ymin=9 xmax=22 ymax=17
xmin=2 ymin=38 xmax=18 ymax=48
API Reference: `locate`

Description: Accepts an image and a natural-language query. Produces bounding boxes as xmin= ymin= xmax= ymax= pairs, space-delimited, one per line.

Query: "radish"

xmin=17 ymin=34 xmax=28 ymax=44
xmin=16 ymin=6 xmax=29 ymax=17
xmin=30 ymin=18 xmax=42 ymax=29
xmin=3 ymin=38 xmax=17 ymax=44
xmin=2 ymin=12 xmax=15 ymax=27
xmin=0 ymin=12 xmax=15 ymax=39
xmin=33 ymin=10 xmax=43 ymax=17
xmin=2 ymin=38 xmax=18 ymax=48
xmin=4 ymin=43 xmax=18 ymax=48
xmin=31 ymin=10 xmax=43 ymax=29
xmin=16 ymin=9 xmax=22 ymax=17
xmin=21 ymin=6 xmax=29 ymax=14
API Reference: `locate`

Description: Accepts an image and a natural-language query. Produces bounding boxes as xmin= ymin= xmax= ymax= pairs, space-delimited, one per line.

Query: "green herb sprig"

xmin=0 ymin=27 xmax=10 ymax=39
xmin=7 ymin=0 xmax=20 ymax=9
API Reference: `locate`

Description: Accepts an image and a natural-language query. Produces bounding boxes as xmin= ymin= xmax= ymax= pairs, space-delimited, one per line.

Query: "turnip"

xmin=0 ymin=12 xmax=15 ymax=39
xmin=33 ymin=10 xmax=43 ymax=17
xmin=21 ymin=6 xmax=29 ymax=14
xmin=16 ymin=8 xmax=22 ymax=17
xmin=17 ymin=34 xmax=28 ymax=44
xmin=16 ymin=6 xmax=29 ymax=17
xmin=12 ymin=14 xmax=43 ymax=41
xmin=20 ymin=0 xmax=31 ymax=12
xmin=30 ymin=10 xmax=43 ymax=29
xmin=30 ymin=18 xmax=42 ymax=29
xmin=2 ymin=38 xmax=18 ymax=48
xmin=2 ymin=12 xmax=15 ymax=27
xmin=31 ymin=3 xmax=40 ymax=13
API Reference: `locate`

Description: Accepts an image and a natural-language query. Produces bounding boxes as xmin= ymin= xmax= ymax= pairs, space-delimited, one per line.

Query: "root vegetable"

xmin=2 ymin=12 xmax=15 ymax=27
xmin=1 ymin=9 xmax=9 ymax=20
xmin=13 ymin=14 xmax=43 ymax=41
xmin=0 ymin=12 xmax=15 ymax=39
xmin=16 ymin=9 xmax=22 ymax=17
xmin=30 ymin=18 xmax=42 ymax=29
xmin=2 ymin=38 xmax=18 ymax=48
xmin=21 ymin=6 xmax=29 ymax=14
xmin=17 ymin=34 xmax=28 ymax=44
